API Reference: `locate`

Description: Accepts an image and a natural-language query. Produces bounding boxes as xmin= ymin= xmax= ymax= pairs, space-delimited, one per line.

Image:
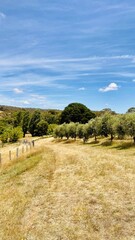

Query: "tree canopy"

xmin=127 ymin=107 xmax=135 ymax=113
xmin=60 ymin=103 xmax=95 ymax=124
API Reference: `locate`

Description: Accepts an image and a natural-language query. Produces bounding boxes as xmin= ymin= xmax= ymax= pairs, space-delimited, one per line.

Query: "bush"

xmin=47 ymin=124 xmax=58 ymax=135
xmin=36 ymin=120 xmax=48 ymax=136
xmin=9 ymin=127 xmax=23 ymax=143
xmin=0 ymin=130 xmax=9 ymax=143
xmin=0 ymin=127 xmax=23 ymax=144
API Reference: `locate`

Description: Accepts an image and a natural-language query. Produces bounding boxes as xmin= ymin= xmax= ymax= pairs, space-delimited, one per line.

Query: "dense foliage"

xmin=1 ymin=104 xmax=135 ymax=144
xmin=60 ymin=103 xmax=95 ymax=124
xmin=0 ymin=106 xmax=60 ymax=143
xmin=1 ymin=127 xmax=23 ymax=144
xmin=54 ymin=113 xmax=135 ymax=143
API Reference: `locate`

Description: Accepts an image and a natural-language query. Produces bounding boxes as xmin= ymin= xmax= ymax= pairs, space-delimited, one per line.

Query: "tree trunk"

xmin=111 ymin=134 xmax=114 ymax=142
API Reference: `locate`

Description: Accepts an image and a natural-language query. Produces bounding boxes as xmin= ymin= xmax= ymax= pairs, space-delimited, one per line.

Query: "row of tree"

xmin=54 ymin=112 xmax=135 ymax=143
xmin=0 ymin=110 xmax=58 ymax=144
xmin=0 ymin=102 xmax=96 ymax=143
xmin=1 ymin=102 xmax=135 ymax=144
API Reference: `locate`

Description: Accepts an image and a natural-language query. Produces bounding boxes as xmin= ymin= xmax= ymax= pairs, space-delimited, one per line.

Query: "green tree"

xmin=101 ymin=113 xmax=117 ymax=141
xmin=83 ymin=123 xmax=91 ymax=143
xmin=115 ymin=115 xmax=126 ymax=139
xmin=0 ymin=120 xmax=8 ymax=134
xmin=47 ymin=124 xmax=57 ymax=135
xmin=60 ymin=103 xmax=95 ymax=124
xmin=106 ymin=115 xmax=116 ymax=141
xmin=43 ymin=111 xmax=61 ymax=124
xmin=76 ymin=124 xmax=84 ymax=139
xmin=0 ymin=129 xmax=10 ymax=144
xmin=22 ymin=111 xmax=30 ymax=137
xmin=88 ymin=117 xmax=102 ymax=141
xmin=54 ymin=124 xmax=66 ymax=139
xmin=1 ymin=127 xmax=23 ymax=144
xmin=13 ymin=111 xmax=23 ymax=127
xmin=29 ymin=110 xmax=41 ymax=136
xmin=127 ymin=107 xmax=135 ymax=113
xmin=36 ymin=120 xmax=48 ymax=136
xmin=9 ymin=127 xmax=23 ymax=143
xmin=68 ymin=122 xmax=78 ymax=139
xmin=125 ymin=113 xmax=135 ymax=142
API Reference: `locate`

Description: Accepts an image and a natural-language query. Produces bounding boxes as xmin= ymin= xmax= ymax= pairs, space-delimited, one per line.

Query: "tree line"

xmin=54 ymin=112 xmax=135 ymax=143
xmin=0 ymin=109 xmax=60 ymax=144
xmin=0 ymin=102 xmax=135 ymax=144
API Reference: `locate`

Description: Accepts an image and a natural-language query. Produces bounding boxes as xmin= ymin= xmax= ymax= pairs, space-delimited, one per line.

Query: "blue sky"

xmin=0 ymin=0 xmax=135 ymax=113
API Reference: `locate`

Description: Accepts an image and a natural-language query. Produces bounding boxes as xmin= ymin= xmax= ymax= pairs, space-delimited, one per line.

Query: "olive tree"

xmin=115 ymin=115 xmax=126 ymax=139
xmin=125 ymin=113 xmax=135 ymax=142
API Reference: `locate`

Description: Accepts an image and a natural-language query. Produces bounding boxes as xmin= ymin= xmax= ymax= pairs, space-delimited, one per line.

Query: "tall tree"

xmin=13 ymin=111 xmax=23 ymax=127
xmin=60 ymin=103 xmax=95 ymax=124
xmin=36 ymin=120 xmax=48 ymax=136
xmin=22 ymin=111 xmax=30 ymax=137
xmin=29 ymin=110 xmax=41 ymax=136
xmin=125 ymin=113 xmax=135 ymax=142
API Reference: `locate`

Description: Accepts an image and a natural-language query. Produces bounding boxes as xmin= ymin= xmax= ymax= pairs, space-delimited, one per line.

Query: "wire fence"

xmin=0 ymin=140 xmax=35 ymax=165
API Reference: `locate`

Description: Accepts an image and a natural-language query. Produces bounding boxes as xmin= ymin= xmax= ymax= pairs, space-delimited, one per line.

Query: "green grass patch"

xmin=0 ymin=148 xmax=44 ymax=182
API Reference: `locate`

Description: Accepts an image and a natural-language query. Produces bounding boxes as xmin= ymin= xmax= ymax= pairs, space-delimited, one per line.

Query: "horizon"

xmin=0 ymin=1 xmax=135 ymax=113
xmin=0 ymin=103 xmax=133 ymax=114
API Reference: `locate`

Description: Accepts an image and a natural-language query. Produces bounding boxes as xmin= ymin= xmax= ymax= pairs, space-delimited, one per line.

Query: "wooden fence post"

xmin=32 ymin=140 xmax=35 ymax=147
xmin=22 ymin=146 xmax=24 ymax=154
xmin=29 ymin=142 xmax=32 ymax=149
xmin=16 ymin=148 xmax=19 ymax=158
xmin=26 ymin=144 xmax=28 ymax=151
xmin=9 ymin=150 xmax=11 ymax=161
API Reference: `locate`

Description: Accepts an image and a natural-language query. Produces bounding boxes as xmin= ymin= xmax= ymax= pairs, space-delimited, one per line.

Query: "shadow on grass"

xmin=101 ymin=140 xmax=113 ymax=147
xmin=63 ymin=139 xmax=76 ymax=144
xmin=85 ymin=140 xmax=100 ymax=145
xmin=113 ymin=142 xmax=135 ymax=150
xmin=53 ymin=138 xmax=135 ymax=150
xmin=53 ymin=138 xmax=77 ymax=144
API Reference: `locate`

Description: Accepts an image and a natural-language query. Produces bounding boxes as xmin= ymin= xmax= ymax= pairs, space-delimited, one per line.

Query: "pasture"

xmin=0 ymin=137 xmax=135 ymax=240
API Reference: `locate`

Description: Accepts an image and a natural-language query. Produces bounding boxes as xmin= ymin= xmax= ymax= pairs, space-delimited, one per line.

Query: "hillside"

xmin=0 ymin=138 xmax=135 ymax=240
xmin=0 ymin=105 xmax=61 ymax=116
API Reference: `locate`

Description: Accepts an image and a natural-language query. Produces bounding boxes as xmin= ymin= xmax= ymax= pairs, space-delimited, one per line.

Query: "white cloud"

xmin=78 ymin=87 xmax=85 ymax=91
xmin=99 ymin=83 xmax=119 ymax=92
xmin=0 ymin=12 xmax=6 ymax=19
xmin=20 ymin=100 xmax=30 ymax=105
xmin=13 ymin=88 xmax=23 ymax=94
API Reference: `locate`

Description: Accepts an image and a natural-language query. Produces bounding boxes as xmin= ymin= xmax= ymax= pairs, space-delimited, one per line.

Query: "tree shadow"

xmin=113 ymin=142 xmax=135 ymax=150
xmin=63 ymin=139 xmax=76 ymax=144
xmin=84 ymin=140 xmax=100 ymax=146
xmin=101 ymin=140 xmax=113 ymax=147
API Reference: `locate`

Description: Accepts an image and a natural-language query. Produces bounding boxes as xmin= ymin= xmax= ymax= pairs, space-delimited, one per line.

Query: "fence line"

xmin=0 ymin=140 xmax=35 ymax=165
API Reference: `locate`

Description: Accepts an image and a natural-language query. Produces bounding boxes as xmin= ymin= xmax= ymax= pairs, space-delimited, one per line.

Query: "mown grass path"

xmin=0 ymin=138 xmax=135 ymax=240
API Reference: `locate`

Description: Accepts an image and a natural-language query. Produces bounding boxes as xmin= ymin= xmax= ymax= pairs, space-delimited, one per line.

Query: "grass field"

xmin=0 ymin=138 xmax=135 ymax=240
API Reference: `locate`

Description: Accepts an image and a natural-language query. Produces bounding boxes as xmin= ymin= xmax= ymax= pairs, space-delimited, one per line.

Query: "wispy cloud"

xmin=13 ymin=88 xmax=23 ymax=94
xmin=0 ymin=0 xmax=135 ymax=112
xmin=99 ymin=83 xmax=119 ymax=92
xmin=0 ymin=12 xmax=6 ymax=19
xmin=78 ymin=87 xmax=85 ymax=91
xmin=20 ymin=100 xmax=30 ymax=105
xmin=0 ymin=54 xmax=134 ymax=78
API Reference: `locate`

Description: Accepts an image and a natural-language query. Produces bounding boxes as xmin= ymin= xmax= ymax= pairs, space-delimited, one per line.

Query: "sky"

xmin=0 ymin=0 xmax=135 ymax=113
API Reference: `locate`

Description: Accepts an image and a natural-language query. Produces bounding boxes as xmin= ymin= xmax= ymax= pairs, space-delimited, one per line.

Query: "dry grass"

xmin=0 ymin=138 xmax=135 ymax=240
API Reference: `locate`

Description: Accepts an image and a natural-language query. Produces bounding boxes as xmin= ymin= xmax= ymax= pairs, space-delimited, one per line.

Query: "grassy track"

xmin=0 ymin=138 xmax=135 ymax=240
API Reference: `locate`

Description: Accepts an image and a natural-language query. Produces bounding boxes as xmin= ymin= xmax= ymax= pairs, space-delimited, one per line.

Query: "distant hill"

xmin=0 ymin=104 xmax=118 ymax=118
xmin=0 ymin=105 xmax=61 ymax=115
